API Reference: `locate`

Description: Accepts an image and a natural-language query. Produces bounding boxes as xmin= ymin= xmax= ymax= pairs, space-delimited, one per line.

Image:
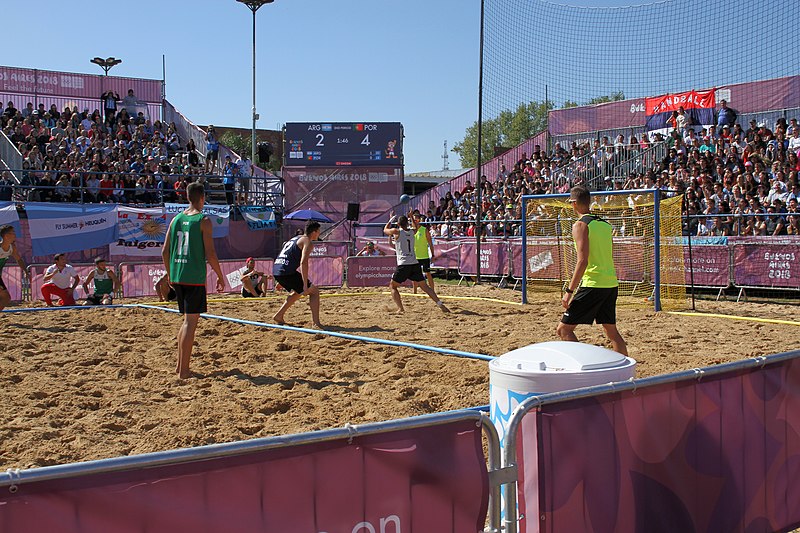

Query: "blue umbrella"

xmin=284 ymin=209 xmax=333 ymax=223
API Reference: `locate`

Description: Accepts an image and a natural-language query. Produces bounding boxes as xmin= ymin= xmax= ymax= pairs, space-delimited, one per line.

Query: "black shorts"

xmin=206 ymin=149 xmax=219 ymax=161
xmin=241 ymin=285 xmax=263 ymax=297
xmin=86 ymin=293 xmax=112 ymax=305
xmin=392 ymin=263 xmax=425 ymax=284
xmin=166 ymin=287 xmax=177 ymax=301
xmin=174 ymin=284 xmax=207 ymax=314
xmin=273 ymin=272 xmax=311 ymax=294
xmin=561 ymin=286 xmax=618 ymax=325
xmin=0 ymin=275 xmax=7 ymax=292
xmin=417 ymin=258 xmax=432 ymax=273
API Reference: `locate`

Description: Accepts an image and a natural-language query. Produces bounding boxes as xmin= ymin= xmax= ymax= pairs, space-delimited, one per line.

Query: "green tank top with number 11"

xmin=169 ymin=212 xmax=207 ymax=285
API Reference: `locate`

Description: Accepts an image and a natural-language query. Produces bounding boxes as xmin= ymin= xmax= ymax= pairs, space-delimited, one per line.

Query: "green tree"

xmin=562 ymin=99 xmax=580 ymax=109
xmin=219 ymin=130 xmax=281 ymax=172
xmin=587 ymin=91 xmax=625 ymax=105
xmin=453 ymin=99 xmax=554 ymax=169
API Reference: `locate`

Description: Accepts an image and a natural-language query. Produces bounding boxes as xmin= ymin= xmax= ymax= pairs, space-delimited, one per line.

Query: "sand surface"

xmin=0 ymin=285 xmax=796 ymax=469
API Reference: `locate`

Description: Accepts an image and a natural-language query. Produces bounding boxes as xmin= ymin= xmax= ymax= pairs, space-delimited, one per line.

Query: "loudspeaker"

xmin=346 ymin=202 xmax=360 ymax=221
xmin=257 ymin=142 xmax=273 ymax=164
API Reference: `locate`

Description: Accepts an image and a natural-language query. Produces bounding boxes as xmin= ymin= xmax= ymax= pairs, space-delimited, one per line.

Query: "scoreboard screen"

xmin=284 ymin=122 xmax=403 ymax=167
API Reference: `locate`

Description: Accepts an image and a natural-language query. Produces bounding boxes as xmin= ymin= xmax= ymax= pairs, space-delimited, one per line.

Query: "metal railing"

xmin=0 ymin=131 xmax=24 ymax=183
xmin=1 ymin=168 xmax=283 ymax=208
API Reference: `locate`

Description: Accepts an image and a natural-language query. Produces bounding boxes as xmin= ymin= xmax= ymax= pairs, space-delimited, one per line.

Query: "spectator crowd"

xmin=0 ymin=94 xmax=249 ymax=205
xmin=418 ymin=105 xmax=800 ymax=239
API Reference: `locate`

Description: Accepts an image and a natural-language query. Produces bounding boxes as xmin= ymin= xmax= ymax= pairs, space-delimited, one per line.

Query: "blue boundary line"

xmin=3 ymin=303 xmax=495 ymax=361
xmin=132 ymin=303 xmax=495 ymax=362
xmin=1 ymin=304 xmax=126 ymax=313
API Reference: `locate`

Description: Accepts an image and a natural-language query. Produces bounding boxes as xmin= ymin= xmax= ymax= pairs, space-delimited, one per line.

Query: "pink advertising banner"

xmin=1 ymin=265 xmax=24 ymax=302
xmin=664 ymin=245 xmax=730 ymax=287
xmin=29 ymin=263 xmax=100 ymax=302
xmin=510 ymin=240 xmax=564 ymax=280
xmin=355 ymin=237 xmax=395 ymax=257
xmin=0 ymin=420 xmax=489 ymax=533
xmin=459 ymin=242 xmax=509 ymax=277
xmin=519 ymin=356 xmax=800 ymax=533
xmin=733 ymin=244 xmax=800 ymax=289
xmin=310 ymin=256 xmax=344 ymax=288
xmin=0 ymin=65 xmax=162 ymax=102
xmin=120 ymin=260 xmax=275 ymax=298
xmin=311 ymin=241 xmax=350 ymax=259
xmin=347 ymin=255 xmax=410 ymax=288
xmin=432 ymin=241 xmax=461 ymax=269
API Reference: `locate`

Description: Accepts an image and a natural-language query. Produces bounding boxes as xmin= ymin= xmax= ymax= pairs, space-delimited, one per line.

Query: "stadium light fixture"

xmin=236 ymin=0 xmax=276 ymax=169
xmin=90 ymin=57 xmax=122 ymax=76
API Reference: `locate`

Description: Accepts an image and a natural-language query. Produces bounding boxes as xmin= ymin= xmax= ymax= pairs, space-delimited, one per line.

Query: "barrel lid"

xmin=489 ymin=341 xmax=631 ymax=375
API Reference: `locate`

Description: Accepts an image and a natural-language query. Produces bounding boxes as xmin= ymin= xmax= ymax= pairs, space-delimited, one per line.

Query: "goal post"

xmin=520 ymin=189 xmax=685 ymax=311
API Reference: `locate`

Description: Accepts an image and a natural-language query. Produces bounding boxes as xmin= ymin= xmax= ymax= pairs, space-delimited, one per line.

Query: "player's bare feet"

xmin=312 ymin=322 xmax=325 ymax=330
xmin=272 ymin=314 xmax=285 ymax=325
xmin=437 ymin=302 xmax=451 ymax=313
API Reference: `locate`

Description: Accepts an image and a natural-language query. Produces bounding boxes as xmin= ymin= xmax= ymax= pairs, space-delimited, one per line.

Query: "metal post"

xmin=653 ymin=188 xmax=662 ymax=311
xmin=521 ymin=197 xmax=528 ymax=304
xmin=251 ymin=6 xmax=258 ymax=169
xmin=475 ymin=0 xmax=485 ymax=284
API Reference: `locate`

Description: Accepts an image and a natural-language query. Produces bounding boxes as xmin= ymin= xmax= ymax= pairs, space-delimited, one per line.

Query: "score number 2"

xmin=314 ymin=134 xmax=371 ymax=147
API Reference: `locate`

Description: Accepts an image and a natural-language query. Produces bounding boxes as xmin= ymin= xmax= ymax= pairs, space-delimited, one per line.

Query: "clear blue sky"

xmin=4 ymin=0 xmax=636 ymax=174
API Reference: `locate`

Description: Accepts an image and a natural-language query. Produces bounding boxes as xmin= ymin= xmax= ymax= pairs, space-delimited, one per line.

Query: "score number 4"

xmin=315 ymin=134 xmax=371 ymax=146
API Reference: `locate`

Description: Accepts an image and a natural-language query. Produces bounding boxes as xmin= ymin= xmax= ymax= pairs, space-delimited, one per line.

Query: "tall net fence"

xmin=477 ymin=0 xmax=800 ymax=190
xmin=523 ymin=191 xmax=685 ymax=310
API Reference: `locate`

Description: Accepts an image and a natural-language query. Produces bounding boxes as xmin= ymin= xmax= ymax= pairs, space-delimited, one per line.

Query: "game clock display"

xmin=284 ymin=122 xmax=403 ymax=167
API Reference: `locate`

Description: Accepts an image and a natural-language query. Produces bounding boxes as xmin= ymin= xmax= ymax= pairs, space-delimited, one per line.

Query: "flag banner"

xmin=645 ymin=88 xmax=716 ymax=131
xmin=0 ymin=202 xmax=20 ymax=233
xmin=26 ymin=203 xmax=118 ymax=257
xmin=109 ymin=206 xmax=167 ymax=258
xmin=164 ymin=204 xmax=229 ymax=238
xmin=239 ymin=206 xmax=277 ymax=231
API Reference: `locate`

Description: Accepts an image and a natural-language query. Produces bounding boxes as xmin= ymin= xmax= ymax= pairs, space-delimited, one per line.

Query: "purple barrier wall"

xmin=29 ymin=263 xmax=99 ymax=302
xmin=120 ymin=263 xmax=164 ymax=298
xmin=0 ymin=66 xmax=162 ymax=101
xmin=311 ymin=241 xmax=350 ymax=259
xmin=213 ymin=259 xmax=276 ymax=295
xmin=310 ymin=256 xmax=344 ymax=288
xmin=510 ymin=240 xmax=564 ymax=280
xmin=0 ymin=420 xmax=489 ymax=533
xmin=458 ymin=242 xmax=509 ymax=277
xmin=432 ymin=241 xmax=460 ymax=269
xmin=355 ymin=237 xmax=396 ymax=257
xmin=734 ymin=244 xmax=800 ymax=289
xmin=549 ymin=75 xmax=800 ymax=135
xmin=666 ymin=245 xmax=730 ymax=287
xmin=1 ymin=265 xmax=24 ymax=302
xmin=347 ymin=255 xmax=410 ymax=288
xmin=518 ymin=356 xmax=800 ymax=533
xmin=352 ymin=237 xmax=459 ymax=269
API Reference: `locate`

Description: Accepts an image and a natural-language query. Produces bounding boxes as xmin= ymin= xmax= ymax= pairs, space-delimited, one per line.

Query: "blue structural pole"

xmin=653 ymin=188 xmax=662 ymax=311
xmin=521 ymin=197 xmax=528 ymax=304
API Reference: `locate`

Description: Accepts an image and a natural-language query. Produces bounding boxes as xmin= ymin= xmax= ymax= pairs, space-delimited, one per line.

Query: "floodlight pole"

xmin=238 ymin=0 xmax=275 ymax=173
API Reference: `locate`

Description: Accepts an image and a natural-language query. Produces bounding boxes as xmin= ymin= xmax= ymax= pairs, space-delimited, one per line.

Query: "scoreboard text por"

xmin=284 ymin=122 xmax=403 ymax=167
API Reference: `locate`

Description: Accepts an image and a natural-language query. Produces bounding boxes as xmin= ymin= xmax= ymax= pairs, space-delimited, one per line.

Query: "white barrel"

xmin=489 ymin=341 xmax=637 ymax=451
xmin=490 ymin=341 xmax=636 ymax=523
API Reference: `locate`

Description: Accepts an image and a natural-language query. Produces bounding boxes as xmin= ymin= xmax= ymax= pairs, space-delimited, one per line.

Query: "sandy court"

xmin=0 ymin=284 xmax=797 ymax=470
